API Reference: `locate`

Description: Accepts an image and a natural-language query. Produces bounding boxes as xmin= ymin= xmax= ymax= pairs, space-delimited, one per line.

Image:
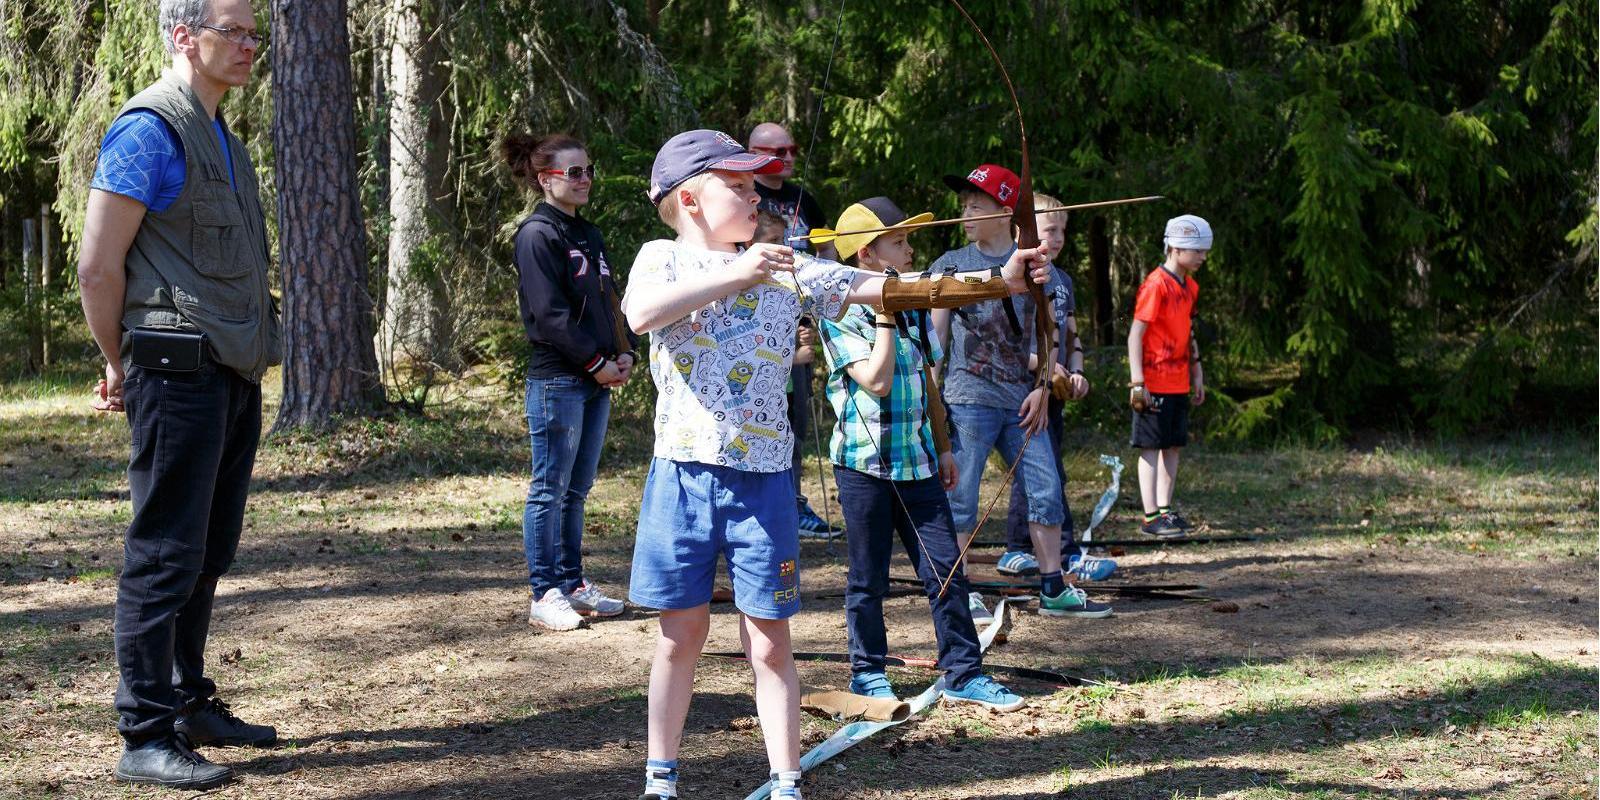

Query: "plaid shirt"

xmin=820 ymin=305 xmax=944 ymax=482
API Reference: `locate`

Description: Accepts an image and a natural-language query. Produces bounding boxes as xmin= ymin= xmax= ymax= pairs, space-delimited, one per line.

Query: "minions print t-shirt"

xmin=628 ymin=240 xmax=854 ymax=472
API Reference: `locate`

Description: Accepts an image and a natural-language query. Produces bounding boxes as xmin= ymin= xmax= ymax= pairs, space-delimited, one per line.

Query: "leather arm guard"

xmin=800 ymin=688 xmax=911 ymax=723
xmin=879 ymin=268 xmax=1012 ymax=313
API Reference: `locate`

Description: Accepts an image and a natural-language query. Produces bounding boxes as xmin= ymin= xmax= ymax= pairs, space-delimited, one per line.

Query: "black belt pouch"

xmin=130 ymin=326 xmax=207 ymax=372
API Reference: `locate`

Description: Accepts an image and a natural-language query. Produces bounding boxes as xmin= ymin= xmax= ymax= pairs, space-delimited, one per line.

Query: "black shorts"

xmin=1130 ymin=393 xmax=1190 ymax=449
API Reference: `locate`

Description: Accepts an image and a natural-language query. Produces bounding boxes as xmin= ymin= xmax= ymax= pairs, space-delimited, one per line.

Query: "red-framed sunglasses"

xmin=542 ymin=165 xmax=597 ymax=181
xmin=749 ymin=145 xmax=799 ymax=158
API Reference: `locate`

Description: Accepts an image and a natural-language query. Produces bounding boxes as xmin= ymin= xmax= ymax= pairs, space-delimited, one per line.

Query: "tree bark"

xmin=39 ymin=204 xmax=51 ymax=367
xmin=1089 ymin=214 xmax=1113 ymax=347
xmin=271 ymin=0 xmax=384 ymax=431
xmin=22 ymin=218 xmax=41 ymax=370
xmin=379 ymin=0 xmax=453 ymax=375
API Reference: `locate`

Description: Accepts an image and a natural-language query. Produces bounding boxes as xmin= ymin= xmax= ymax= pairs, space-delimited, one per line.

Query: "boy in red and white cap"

xmin=1128 ymin=213 xmax=1212 ymax=537
xmin=930 ymin=165 xmax=1113 ymax=623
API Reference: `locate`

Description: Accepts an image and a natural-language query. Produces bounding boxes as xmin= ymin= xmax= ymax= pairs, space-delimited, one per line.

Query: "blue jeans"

xmin=523 ymin=375 xmax=610 ymax=597
xmin=835 ymin=467 xmax=982 ymax=688
xmin=1005 ymin=397 xmax=1077 ymax=555
xmin=947 ymin=402 xmax=1064 ymax=534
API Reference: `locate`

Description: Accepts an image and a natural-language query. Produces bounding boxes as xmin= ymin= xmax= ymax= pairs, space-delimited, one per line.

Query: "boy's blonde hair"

xmin=1034 ymin=193 xmax=1068 ymax=233
xmin=656 ymin=172 xmax=716 ymax=229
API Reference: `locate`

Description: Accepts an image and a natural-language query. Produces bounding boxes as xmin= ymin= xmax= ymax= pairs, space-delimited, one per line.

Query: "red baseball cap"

xmin=942 ymin=163 xmax=1020 ymax=210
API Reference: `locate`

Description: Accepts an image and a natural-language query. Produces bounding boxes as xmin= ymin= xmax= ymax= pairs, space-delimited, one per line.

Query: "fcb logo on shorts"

xmin=773 ymin=559 xmax=798 ymax=604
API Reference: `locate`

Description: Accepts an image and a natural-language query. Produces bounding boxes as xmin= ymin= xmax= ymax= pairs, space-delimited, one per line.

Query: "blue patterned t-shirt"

xmin=90 ymin=110 xmax=235 ymax=211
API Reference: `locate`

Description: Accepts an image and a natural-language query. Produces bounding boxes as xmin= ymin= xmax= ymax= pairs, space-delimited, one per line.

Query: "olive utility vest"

xmin=117 ymin=73 xmax=281 ymax=382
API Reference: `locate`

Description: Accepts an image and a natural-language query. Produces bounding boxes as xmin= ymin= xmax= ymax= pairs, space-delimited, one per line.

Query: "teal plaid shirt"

xmin=820 ymin=305 xmax=944 ymax=482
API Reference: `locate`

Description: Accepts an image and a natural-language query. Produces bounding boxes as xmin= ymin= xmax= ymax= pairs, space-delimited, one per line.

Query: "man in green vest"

xmin=78 ymin=0 xmax=281 ymax=788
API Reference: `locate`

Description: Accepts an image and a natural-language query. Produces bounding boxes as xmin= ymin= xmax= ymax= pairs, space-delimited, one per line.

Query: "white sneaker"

xmin=529 ymin=588 xmax=583 ymax=631
xmin=967 ymin=591 xmax=994 ymax=625
xmin=568 ymin=580 xmax=625 ymax=618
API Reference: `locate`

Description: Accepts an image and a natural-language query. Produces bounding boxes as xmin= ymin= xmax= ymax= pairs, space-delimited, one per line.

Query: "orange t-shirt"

xmin=1133 ymin=267 xmax=1199 ymax=394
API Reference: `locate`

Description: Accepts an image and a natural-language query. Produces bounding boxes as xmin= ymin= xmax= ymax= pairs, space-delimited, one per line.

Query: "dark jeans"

xmin=788 ymin=362 xmax=812 ymax=505
xmin=522 ymin=375 xmax=610 ymax=597
xmin=115 ymin=363 xmax=261 ymax=745
xmin=1004 ymin=397 xmax=1078 ymax=556
xmin=835 ymin=466 xmax=982 ymax=689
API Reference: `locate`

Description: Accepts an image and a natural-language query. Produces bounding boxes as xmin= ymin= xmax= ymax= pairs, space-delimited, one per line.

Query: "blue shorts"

xmin=629 ymin=458 xmax=802 ymax=620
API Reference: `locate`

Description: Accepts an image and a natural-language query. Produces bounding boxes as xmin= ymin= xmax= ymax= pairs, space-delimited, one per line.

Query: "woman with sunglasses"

xmin=501 ymin=133 xmax=638 ymax=631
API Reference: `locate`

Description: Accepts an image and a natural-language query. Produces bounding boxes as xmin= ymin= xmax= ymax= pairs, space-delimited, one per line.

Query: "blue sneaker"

xmin=995 ymin=550 xmax=1039 ymax=577
xmin=849 ymin=670 xmax=897 ymax=700
xmin=943 ymin=674 xmax=1024 ymax=712
xmin=1066 ymin=554 xmax=1117 ymax=581
xmin=797 ymin=503 xmax=841 ymax=537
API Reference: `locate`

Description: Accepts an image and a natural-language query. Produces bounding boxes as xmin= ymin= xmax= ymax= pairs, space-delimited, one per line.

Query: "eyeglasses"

xmin=750 ymin=145 xmax=799 ymax=158
xmin=541 ymin=165 xmax=597 ymax=181
xmin=197 ymin=24 xmax=268 ymax=48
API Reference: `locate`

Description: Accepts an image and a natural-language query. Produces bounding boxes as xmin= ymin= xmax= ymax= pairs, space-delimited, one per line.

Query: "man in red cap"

xmin=931 ymin=164 xmax=1113 ymax=622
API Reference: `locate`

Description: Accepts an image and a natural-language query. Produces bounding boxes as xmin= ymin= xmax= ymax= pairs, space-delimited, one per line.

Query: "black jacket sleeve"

xmin=514 ymin=220 xmax=605 ymax=374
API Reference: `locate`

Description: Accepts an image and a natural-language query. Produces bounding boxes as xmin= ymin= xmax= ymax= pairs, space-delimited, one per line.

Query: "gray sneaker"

xmin=1139 ymin=514 xmax=1186 ymax=538
xmin=568 ymin=580 xmax=625 ymax=618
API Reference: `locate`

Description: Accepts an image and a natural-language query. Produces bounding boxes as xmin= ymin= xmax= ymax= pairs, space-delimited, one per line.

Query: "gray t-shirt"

xmin=1046 ymin=267 xmax=1076 ymax=368
xmin=933 ymin=243 xmax=1038 ymax=410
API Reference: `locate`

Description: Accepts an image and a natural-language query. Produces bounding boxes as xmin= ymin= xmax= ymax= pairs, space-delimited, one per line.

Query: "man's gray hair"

xmin=159 ymin=0 xmax=212 ymax=54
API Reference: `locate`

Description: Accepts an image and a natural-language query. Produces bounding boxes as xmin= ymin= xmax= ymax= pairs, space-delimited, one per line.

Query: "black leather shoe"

xmin=114 ymin=735 xmax=234 ymax=789
xmin=175 ymin=698 xmax=278 ymax=747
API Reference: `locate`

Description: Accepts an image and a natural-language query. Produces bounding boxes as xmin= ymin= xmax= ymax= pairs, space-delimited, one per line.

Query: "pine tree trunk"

xmin=39 ymin=204 xmax=51 ymax=367
xmin=22 ymin=218 xmax=41 ymax=370
xmin=270 ymin=0 xmax=384 ymax=431
xmin=379 ymin=0 xmax=452 ymax=375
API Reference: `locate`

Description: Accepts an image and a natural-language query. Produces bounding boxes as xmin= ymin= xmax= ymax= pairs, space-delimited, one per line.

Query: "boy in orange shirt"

xmin=1127 ymin=215 xmax=1211 ymax=537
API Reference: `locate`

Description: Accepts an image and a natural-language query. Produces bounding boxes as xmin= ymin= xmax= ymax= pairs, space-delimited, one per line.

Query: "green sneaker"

xmin=1040 ymin=586 xmax=1113 ymax=618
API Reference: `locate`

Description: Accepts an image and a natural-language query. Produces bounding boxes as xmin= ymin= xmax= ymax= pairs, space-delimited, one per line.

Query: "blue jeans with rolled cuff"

xmin=946 ymin=402 xmax=1064 ymax=535
xmin=1005 ymin=397 xmax=1078 ymax=555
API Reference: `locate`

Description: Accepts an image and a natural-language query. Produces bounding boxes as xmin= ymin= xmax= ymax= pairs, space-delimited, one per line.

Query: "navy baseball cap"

xmin=648 ymin=129 xmax=784 ymax=205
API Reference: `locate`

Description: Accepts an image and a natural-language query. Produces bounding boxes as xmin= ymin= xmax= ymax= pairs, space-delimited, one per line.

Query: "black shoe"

xmin=1165 ymin=511 xmax=1194 ymax=530
xmin=175 ymin=698 xmax=278 ymax=748
xmin=1139 ymin=515 xmax=1186 ymax=538
xmin=114 ymin=735 xmax=235 ymax=789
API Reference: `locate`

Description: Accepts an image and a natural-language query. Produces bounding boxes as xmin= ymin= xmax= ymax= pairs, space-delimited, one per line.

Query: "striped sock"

xmin=1144 ymin=511 xmax=1160 ymax=523
xmin=772 ymin=770 xmax=804 ymax=799
xmin=644 ymin=759 xmax=678 ymax=798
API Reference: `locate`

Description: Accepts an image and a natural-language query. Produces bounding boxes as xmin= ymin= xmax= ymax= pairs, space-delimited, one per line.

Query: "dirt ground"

xmin=1 ymin=382 xmax=1595 ymax=799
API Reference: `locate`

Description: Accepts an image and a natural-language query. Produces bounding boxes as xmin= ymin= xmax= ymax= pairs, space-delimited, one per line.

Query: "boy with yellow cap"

xmin=819 ymin=197 xmax=1024 ymax=712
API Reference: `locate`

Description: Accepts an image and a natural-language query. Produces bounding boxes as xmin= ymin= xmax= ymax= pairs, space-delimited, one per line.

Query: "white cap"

xmin=1163 ymin=214 xmax=1213 ymax=250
